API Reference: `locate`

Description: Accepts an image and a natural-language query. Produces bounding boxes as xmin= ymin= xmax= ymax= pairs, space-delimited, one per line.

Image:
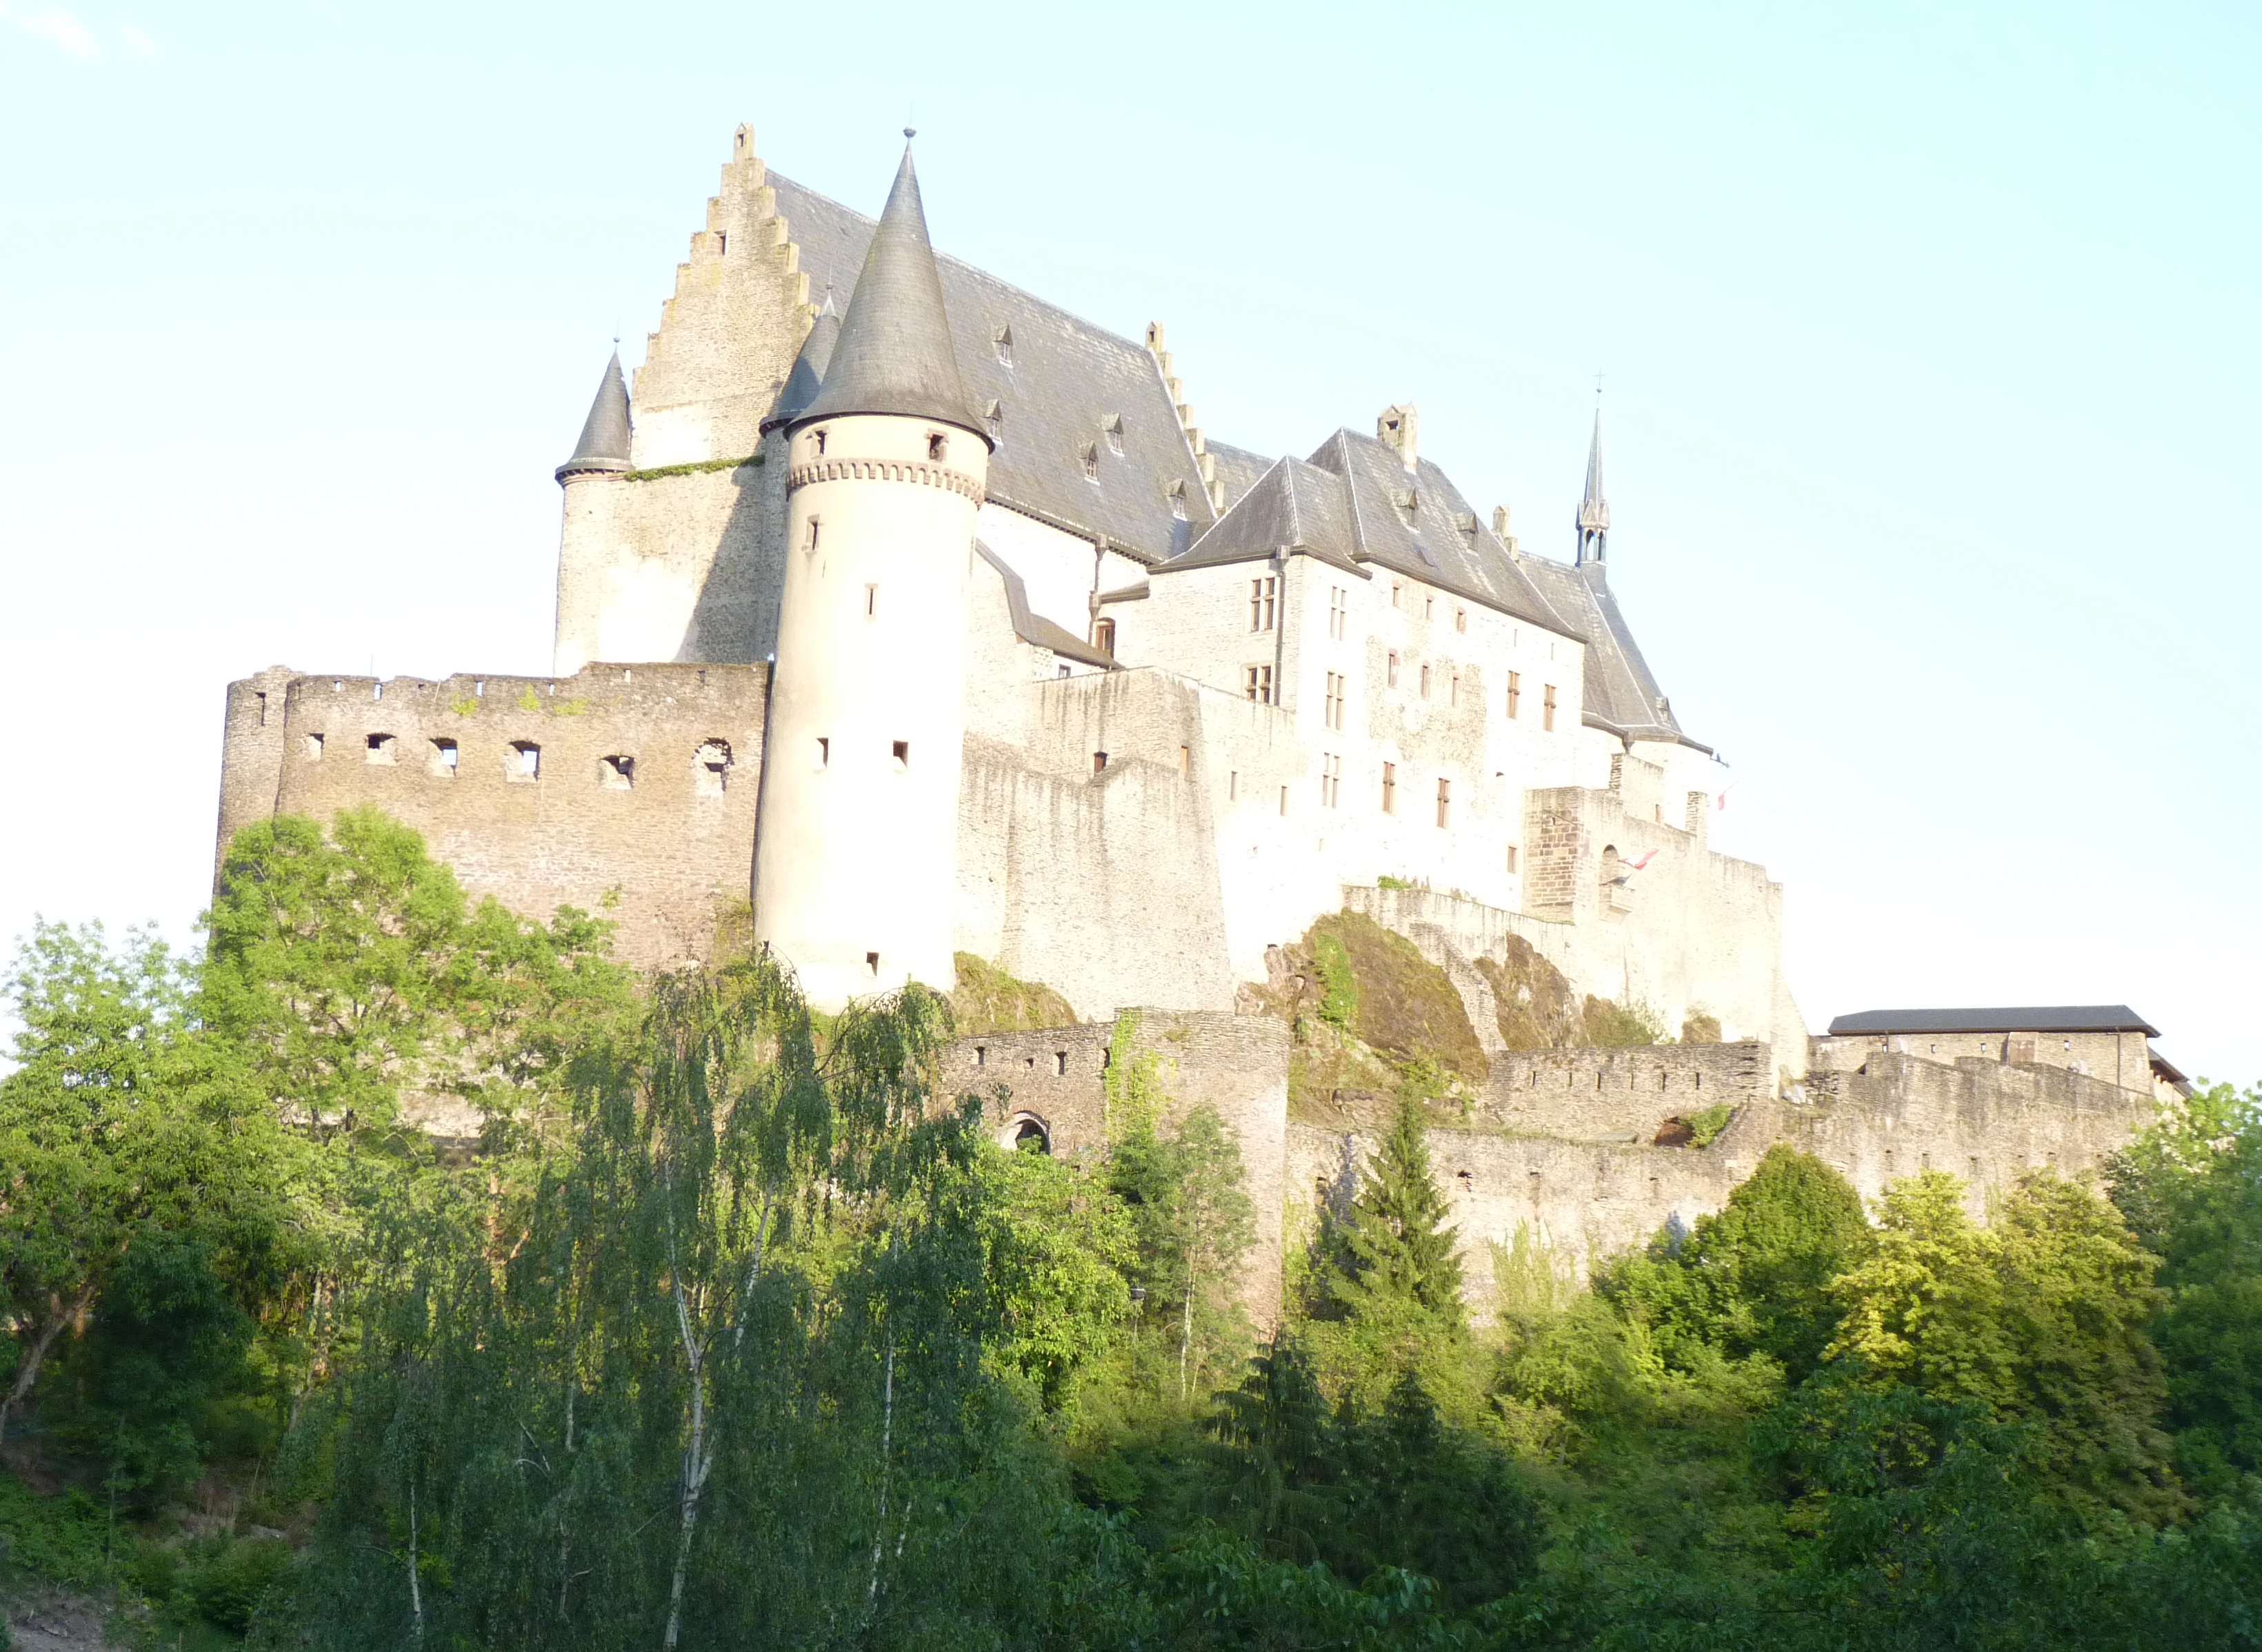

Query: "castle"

xmin=212 ymin=125 xmax=2176 ymax=1307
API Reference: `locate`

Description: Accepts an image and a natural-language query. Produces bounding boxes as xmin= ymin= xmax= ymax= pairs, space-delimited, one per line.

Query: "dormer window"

xmin=984 ymin=399 xmax=1003 ymax=441
xmin=1102 ymin=413 xmax=1125 ymax=455
xmin=1393 ymin=487 xmax=1418 ymax=525
xmin=993 ymin=325 xmax=1013 ymax=367
xmin=927 ymin=431 xmax=948 ymax=461
xmin=1168 ymin=481 xmax=1188 ymax=520
xmin=1081 ymin=442 xmax=1099 ymax=482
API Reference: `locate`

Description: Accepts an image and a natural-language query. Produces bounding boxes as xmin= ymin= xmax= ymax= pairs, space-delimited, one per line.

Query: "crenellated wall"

xmin=214 ymin=663 xmax=768 ymax=970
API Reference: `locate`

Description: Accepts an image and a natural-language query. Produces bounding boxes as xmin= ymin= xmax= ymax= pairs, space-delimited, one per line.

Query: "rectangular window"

xmin=1229 ymin=770 xmax=1239 ymax=800
xmin=1386 ymin=650 xmax=1400 ymax=688
xmin=1436 ymin=776 xmax=1452 ymax=828
xmin=1449 ymin=668 xmax=1460 ymax=707
xmin=817 ymin=736 xmax=829 ymax=767
xmin=1505 ymin=669 xmax=1521 ymax=718
xmin=865 ymin=583 xmax=877 ymax=617
xmin=1423 ymin=594 xmax=1434 ymax=619
xmin=892 ymin=740 xmax=910 ymax=769
xmin=1093 ymin=616 xmax=1117 ymax=656
xmin=1243 ymin=665 xmax=1274 ymax=705
xmin=1323 ymin=671 xmax=1345 ymax=730
xmin=1381 ymin=761 xmax=1397 ymax=814
xmin=1454 ymin=606 xmax=1468 ymax=633
xmin=1279 ymin=785 xmax=1289 ymax=816
xmin=1505 ymin=844 xmax=1519 ymax=874
xmin=1321 ymin=754 xmax=1341 ymax=807
xmin=1391 ymin=581 xmax=1404 ymax=610
xmin=1092 ymin=751 xmax=1108 ymax=774
xmin=1249 ymin=576 xmax=1277 ymax=632
xmin=1543 ymin=683 xmax=1557 ymax=731
xmin=1329 ymin=586 xmax=1348 ymax=639
xmin=1419 ymin=662 xmax=1432 ymax=698
xmin=805 ymin=516 xmax=821 ymax=550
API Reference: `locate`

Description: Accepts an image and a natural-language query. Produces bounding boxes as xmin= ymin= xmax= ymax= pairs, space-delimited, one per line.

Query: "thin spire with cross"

xmin=1577 ymin=379 xmax=1610 ymax=567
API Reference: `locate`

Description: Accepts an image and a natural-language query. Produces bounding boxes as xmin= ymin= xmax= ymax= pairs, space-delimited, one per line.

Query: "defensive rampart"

xmin=214 ymin=662 xmax=768 ymax=969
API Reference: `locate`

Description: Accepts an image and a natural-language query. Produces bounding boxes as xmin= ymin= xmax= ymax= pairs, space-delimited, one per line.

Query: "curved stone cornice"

xmin=786 ymin=457 xmax=985 ymax=501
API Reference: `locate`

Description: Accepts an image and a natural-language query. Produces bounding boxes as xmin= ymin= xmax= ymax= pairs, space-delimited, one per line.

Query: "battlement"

xmin=214 ymin=662 xmax=768 ymax=969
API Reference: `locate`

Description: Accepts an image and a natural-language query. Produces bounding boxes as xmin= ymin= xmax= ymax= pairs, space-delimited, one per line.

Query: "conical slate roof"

xmin=556 ymin=352 xmax=632 ymax=481
xmin=763 ymin=290 xmax=841 ymax=431
xmin=796 ymin=141 xmax=987 ymax=441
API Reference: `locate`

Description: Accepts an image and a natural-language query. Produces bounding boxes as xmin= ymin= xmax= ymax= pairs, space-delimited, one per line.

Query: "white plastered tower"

xmin=752 ymin=139 xmax=993 ymax=1009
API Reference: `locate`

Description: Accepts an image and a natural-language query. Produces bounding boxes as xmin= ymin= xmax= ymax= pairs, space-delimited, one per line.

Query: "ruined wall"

xmin=1475 ymin=1042 xmax=1772 ymax=1140
xmin=217 ymin=663 xmax=767 ymax=970
xmin=936 ymin=1011 xmax=1290 ymax=1324
xmin=1289 ymin=1048 xmax=2159 ymax=1307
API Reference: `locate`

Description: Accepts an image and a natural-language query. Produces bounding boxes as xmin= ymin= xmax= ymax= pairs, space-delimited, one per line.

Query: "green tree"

xmin=974 ymin=1134 xmax=1134 ymax=1411
xmin=2110 ymin=1081 xmax=2262 ymax=1489
xmin=1604 ymin=1144 xmax=1871 ymax=1382
xmin=0 ymin=922 xmax=300 ymax=1489
xmin=1323 ymin=1096 xmax=1464 ymax=1334
xmin=1828 ymin=1169 xmax=2179 ymax=1524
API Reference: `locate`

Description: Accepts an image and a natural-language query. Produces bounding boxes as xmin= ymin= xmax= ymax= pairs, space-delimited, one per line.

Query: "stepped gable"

xmin=1519 ymin=554 xmax=1703 ymax=749
xmin=1305 ymin=428 xmax=1576 ymax=634
xmin=1203 ymin=439 xmax=1276 ymax=512
xmin=1155 ymin=456 xmax=1361 ymax=574
xmin=768 ymin=170 xmax=1217 ymax=565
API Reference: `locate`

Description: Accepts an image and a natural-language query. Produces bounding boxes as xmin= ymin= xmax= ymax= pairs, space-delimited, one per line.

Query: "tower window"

xmin=1506 ymin=669 xmax=1521 ymax=718
xmin=430 ymin=737 xmax=458 ymax=774
xmin=1093 ymin=616 xmax=1116 ymax=656
xmin=1387 ymin=650 xmax=1400 ymax=688
xmin=1249 ymin=576 xmax=1276 ymax=632
xmin=1505 ymin=844 xmax=1519 ymax=874
xmin=304 ymin=732 xmax=324 ymax=760
xmin=927 ymin=431 xmax=948 ymax=461
xmin=1323 ymin=671 xmax=1345 ymax=730
xmin=1329 ymin=586 xmax=1348 ymax=639
xmin=816 ymin=736 xmax=829 ymax=767
xmin=1228 ymin=770 xmax=1239 ymax=800
xmin=1436 ymin=776 xmax=1451 ymax=827
xmin=1320 ymin=753 xmax=1341 ymax=807
xmin=1054 ymin=1050 xmax=1070 ymax=1076
xmin=365 ymin=732 xmax=397 ymax=764
xmin=805 ymin=516 xmax=821 ymax=551
xmin=1543 ymin=683 xmax=1557 ymax=731
xmin=867 ymin=951 xmax=881 ymax=975
xmin=1093 ymin=751 xmax=1108 ymax=774
xmin=1419 ymin=663 xmax=1431 ymax=698
xmin=1279 ymin=785 xmax=1289 ymax=816
xmin=510 ymin=741 xmax=541 ymax=780
xmin=1243 ymin=665 xmax=1274 ymax=705
xmin=812 ymin=428 xmax=828 ymax=456
xmin=865 ymin=583 xmax=878 ymax=618
xmin=993 ymin=325 xmax=1013 ymax=366
xmin=1381 ymin=762 xmax=1397 ymax=813
xmin=892 ymin=741 xmax=910 ymax=769
xmin=600 ymin=754 xmax=635 ymax=789
xmin=696 ymin=738 xmax=732 ymax=795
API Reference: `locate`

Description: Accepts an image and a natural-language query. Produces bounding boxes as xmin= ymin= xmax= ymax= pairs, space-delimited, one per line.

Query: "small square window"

xmin=365 ymin=732 xmax=397 ymax=764
xmin=599 ymin=754 xmax=634 ymax=789
xmin=303 ymin=732 xmax=325 ymax=760
xmin=430 ymin=737 xmax=458 ymax=774
xmin=509 ymin=741 xmax=541 ymax=780
xmin=927 ymin=431 xmax=948 ymax=461
xmin=1093 ymin=751 xmax=1108 ymax=774
xmin=892 ymin=740 xmax=910 ymax=769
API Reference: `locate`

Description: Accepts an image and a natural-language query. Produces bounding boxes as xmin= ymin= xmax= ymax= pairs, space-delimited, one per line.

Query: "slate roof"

xmin=770 ymin=172 xmax=1217 ymax=565
xmin=1828 ymin=1006 xmax=2161 ymax=1038
xmin=1205 ymin=440 xmax=1275 ymax=511
xmin=798 ymin=147 xmax=985 ymax=438
xmin=763 ymin=290 xmax=839 ymax=432
xmin=1157 ymin=456 xmax=1363 ymax=576
xmin=557 ymin=352 xmax=632 ymax=480
xmin=976 ymin=542 xmax=1115 ymax=668
xmin=1519 ymin=556 xmax=1704 ymax=750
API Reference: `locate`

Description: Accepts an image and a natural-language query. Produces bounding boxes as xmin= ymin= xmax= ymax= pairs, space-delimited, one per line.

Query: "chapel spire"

xmin=556 ymin=350 xmax=633 ymax=482
xmin=1575 ymin=394 xmax=1609 ymax=566
xmin=795 ymin=134 xmax=987 ymax=442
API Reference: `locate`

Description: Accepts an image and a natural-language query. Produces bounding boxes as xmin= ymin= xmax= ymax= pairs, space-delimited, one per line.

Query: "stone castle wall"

xmin=214 ymin=663 xmax=768 ymax=970
xmin=937 ymin=1011 xmax=1290 ymax=1324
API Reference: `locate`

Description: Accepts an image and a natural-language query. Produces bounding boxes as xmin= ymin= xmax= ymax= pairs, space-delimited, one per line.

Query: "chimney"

xmin=1377 ymin=403 xmax=1419 ymax=470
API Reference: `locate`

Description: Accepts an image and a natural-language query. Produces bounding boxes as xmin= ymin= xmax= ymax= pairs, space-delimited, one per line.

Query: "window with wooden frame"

xmin=1391 ymin=580 xmax=1405 ymax=610
xmin=1505 ymin=669 xmax=1521 ymax=718
xmin=1435 ymin=776 xmax=1452 ymax=827
xmin=1323 ymin=671 xmax=1345 ymax=730
xmin=1381 ymin=761 xmax=1397 ymax=814
xmin=1243 ymin=665 xmax=1275 ymax=705
xmin=1092 ymin=617 xmax=1116 ymax=656
xmin=1321 ymin=754 xmax=1341 ymax=807
xmin=1329 ymin=586 xmax=1348 ymax=639
xmin=1543 ymin=683 xmax=1557 ymax=731
xmin=1249 ymin=576 xmax=1277 ymax=632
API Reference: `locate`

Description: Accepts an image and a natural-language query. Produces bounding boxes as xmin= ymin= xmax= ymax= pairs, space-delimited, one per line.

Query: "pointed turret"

xmin=796 ymin=139 xmax=986 ymax=442
xmin=1575 ymin=399 xmax=1609 ymax=566
xmin=763 ymin=289 xmax=842 ymax=432
xmin=556 ymin=351 xmax=632 ymax=482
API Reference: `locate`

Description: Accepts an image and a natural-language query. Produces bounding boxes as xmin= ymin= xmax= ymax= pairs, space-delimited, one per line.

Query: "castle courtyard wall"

xmin=217 ymin=663 xmax=768 ymax=970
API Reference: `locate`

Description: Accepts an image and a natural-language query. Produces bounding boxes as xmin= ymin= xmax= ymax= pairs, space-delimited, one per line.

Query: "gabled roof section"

xmin=1828 ymin=1006 xmax=2161 ymax=1038
xmin=767 ymin=172 xmax=1217 ymax=564
xmin=557 ymin=351 xmax=633 ymax=481
xmin=1518 ymin=554 xmax=1702 ymax=749
xmin=1157 ymin=456 xmax=1361 ymax=576
xmin=1204 ymin=440 xmax=1275 ymax=513
xmin=975 ymin=542 xmax=1116 ymax=667
xmin=1305 ymin=429 xmax=1573 ymax=633
xmin=798 ymin=144 xmax=985 ymax=438
xmin=763 ymin=290 xmax=840 ymax=432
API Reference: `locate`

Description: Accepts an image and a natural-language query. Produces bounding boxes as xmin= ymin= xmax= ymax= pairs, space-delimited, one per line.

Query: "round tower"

xmin=552 ymin=350 xmax=634 ymax=676
xmin=752 ymin=139 xmax=992 ymax=1009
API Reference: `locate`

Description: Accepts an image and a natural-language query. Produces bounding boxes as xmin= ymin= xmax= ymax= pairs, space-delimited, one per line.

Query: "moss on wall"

xmin=1472 ymin=935 xmax=1667 ymax=1049
xmin=1306 ymin=913 xmax=1485 ymax=1085
xmin=950 ymin=952 xmax=1078 ymax=1035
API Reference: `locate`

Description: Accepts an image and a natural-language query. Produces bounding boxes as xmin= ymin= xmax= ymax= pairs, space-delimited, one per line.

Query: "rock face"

xmin=3 ymin=1589 xmax=134 ymax=1652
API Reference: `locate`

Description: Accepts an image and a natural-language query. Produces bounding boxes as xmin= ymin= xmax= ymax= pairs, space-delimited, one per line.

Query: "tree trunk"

xmin=0 ymin=1283 xmax=95 ymax=1443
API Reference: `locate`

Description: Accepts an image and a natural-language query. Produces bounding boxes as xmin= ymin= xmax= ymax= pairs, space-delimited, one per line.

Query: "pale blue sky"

xmin=2 ymin=1 xmax=2254 ymax=1080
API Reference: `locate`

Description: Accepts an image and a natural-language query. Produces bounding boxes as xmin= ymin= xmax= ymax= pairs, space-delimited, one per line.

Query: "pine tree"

xmin=1328 ymin=1096 xmax=1464 ymax=1331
